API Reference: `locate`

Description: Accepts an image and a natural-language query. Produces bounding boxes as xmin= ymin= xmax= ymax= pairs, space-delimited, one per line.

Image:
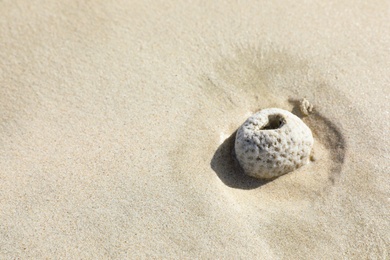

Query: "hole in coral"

xmin=262 ymin=114 xmax=286 ymax=130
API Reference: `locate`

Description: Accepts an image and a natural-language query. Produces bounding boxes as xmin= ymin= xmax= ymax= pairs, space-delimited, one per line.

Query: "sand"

xmin=1 ymin=0 xmax=389 ymax=259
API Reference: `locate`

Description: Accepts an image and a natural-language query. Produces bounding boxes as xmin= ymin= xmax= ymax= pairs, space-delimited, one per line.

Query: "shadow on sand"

xmin=210 ymin=131 xmax=271 ymax=190
xmin=288 ymin=98 xmax=346 ymax=184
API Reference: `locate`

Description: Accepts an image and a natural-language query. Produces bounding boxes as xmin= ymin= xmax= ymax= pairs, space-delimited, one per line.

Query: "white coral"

xmin=234 ymin=108 xmax=314 ymax=179
xmin=299 ymin=98 xmax=314 ymax=116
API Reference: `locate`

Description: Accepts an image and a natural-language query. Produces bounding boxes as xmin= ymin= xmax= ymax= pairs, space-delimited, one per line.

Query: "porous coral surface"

xmin=235 ymin=108 xmax=314 ymax=179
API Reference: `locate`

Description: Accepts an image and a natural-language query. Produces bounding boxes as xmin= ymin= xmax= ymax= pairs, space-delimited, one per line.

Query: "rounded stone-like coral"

xmin=234 ymin=108 xmax=314 ymax=179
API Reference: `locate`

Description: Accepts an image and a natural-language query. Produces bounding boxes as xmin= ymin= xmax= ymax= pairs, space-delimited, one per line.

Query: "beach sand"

xmin=1 ymin=0 xmax=389 ymax=258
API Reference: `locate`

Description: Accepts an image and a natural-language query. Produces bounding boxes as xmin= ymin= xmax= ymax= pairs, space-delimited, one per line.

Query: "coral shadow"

xmin=210 ymin=131 xmax=270 ymax=189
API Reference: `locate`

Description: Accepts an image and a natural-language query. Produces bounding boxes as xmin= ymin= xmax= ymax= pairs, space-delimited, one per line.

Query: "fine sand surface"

xmin=1 ymin=1 xmax=389 ymax=259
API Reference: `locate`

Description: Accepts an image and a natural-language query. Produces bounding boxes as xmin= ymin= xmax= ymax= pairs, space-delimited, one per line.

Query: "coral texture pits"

xmin=234 ymin=108 xmax=314 ymax=179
